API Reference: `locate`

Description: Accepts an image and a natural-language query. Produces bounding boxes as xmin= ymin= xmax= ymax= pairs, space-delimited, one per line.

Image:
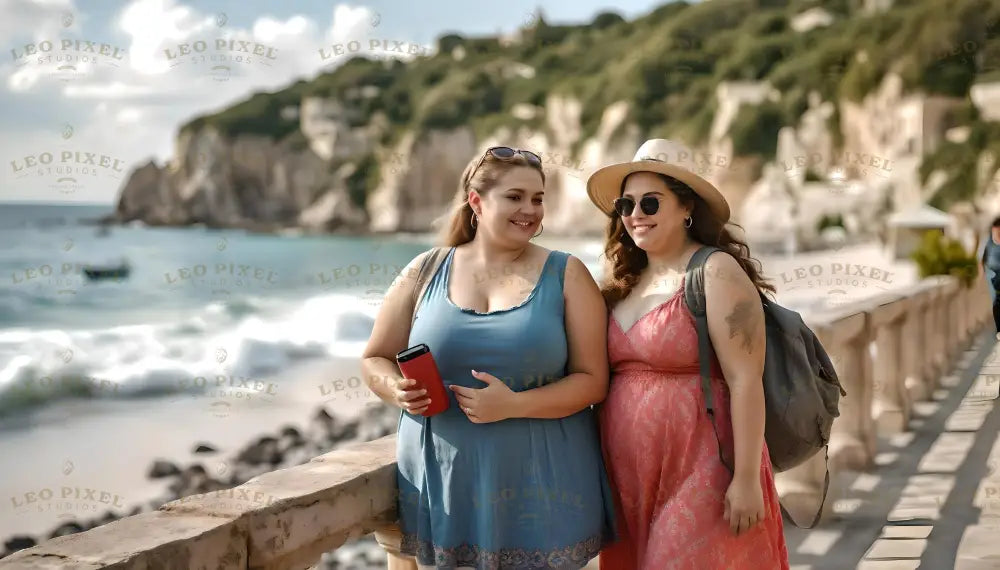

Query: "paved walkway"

xmin=585 ymin=328 xmax=1000 ymax=569
xmin=785 ymin=328 xmax=1000 ymax=569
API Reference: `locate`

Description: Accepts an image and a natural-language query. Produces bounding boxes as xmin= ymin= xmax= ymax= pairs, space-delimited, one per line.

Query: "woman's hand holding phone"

xmin=392 ymin=377 xmax=432 ymax=414
xmin=395 ymin=344 xmax=450 ymax=416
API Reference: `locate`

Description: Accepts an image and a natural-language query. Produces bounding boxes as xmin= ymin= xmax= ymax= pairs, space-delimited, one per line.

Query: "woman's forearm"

xmin=728 ymin=375 xmax=766 ymax=479
xmin=512 ymin=372 xmax=606 ymax=419
xmin=361 ymin=356 xmax=404 ymax=405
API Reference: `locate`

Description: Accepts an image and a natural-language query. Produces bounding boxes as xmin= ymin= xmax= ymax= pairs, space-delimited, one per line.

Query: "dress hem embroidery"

xmin=399 ymin=532 xmax=603 ymax=570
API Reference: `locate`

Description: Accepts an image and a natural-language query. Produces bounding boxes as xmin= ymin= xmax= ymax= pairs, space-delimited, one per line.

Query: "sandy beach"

xmin=0 ymin=355 xmax=373 ymax=539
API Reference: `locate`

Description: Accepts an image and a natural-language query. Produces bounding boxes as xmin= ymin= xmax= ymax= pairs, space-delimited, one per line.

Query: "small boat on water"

xmin=83 ymin=260 xmax=130 ymax=281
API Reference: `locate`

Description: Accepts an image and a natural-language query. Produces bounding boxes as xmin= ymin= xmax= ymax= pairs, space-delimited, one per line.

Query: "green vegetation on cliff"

xmin=181 ymin=0 xmax=1000 ymax=209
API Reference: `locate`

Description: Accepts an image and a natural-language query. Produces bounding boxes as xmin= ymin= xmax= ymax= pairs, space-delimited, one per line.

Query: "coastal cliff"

xmin=112 ymin=0 xmax=1000 ymax=240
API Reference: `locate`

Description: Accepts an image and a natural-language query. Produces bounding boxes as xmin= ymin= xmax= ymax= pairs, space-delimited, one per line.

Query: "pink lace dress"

xmin=597 ymin=283 xmax=790 ymax=569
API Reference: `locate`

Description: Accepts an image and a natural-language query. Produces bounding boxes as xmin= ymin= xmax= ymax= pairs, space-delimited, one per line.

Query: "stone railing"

xmin=0 ymin=275 xmax=992 ymax=569
xmin=0 ymin=436 xmax=401 ymax=569
xmin=777 ymin=275 xmax=992 ymax=523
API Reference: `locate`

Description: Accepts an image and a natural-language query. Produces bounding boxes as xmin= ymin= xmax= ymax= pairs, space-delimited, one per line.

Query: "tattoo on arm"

xmin=725 ymin=299 xmax=759 ymax=354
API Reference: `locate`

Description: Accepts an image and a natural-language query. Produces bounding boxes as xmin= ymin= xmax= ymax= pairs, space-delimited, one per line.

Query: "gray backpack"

xmin=683 ymin=245 xmax=846 ymax=528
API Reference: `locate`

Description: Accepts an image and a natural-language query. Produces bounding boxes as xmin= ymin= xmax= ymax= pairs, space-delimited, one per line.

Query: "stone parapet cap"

xmin=0 ymin=511 xmax=246 ymax=569
xmin=0 ymin=435 xmax=400 ymax=570
xmin=804 ymin=277 xmax=957 ymax=343
xmin=868 ymin=293 xmax=910 ymax=327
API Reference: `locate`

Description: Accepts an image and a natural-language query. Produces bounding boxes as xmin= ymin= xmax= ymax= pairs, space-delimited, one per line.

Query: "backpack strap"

xmin=683 ymin=245 xmax=730 ymax=472
xmin=683 ymin=244 xmax=830 ymax=530
xmin=804 ymin=447 xmax=831 ymax=529
xmin=410 ymin=247 xmax=449 ymax=328
xmin=684 ymin=245 xmax=722 ymax=415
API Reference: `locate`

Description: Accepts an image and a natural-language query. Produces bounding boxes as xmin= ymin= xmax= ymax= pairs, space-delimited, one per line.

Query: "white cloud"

xmin=0 ymin=0 xmax=384 ymax=203
xmin=326 ymin=4 xmax=373 ymax=42
xmin=115 ymin=107 xmax=143 ymax=123
xmin=255 ymin=14 xmax=314 ymax=44
xmin=62 ymin=81 xmax=158 ymax=98
xmin=1 ymin=0 xmax=118 ymax=93
xmin=0 ymin=0 xmax=75 ymax=44
xmin=117 ymin=0 xmax=210 ymax=74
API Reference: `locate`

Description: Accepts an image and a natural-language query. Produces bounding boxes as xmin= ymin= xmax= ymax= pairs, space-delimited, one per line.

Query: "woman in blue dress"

xmin=361 ymin=146 xmax=617 ymax=569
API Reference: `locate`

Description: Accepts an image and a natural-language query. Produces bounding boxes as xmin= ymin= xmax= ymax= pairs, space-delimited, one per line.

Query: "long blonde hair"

xmin=435 ymin=150 xmax=546 ymax=247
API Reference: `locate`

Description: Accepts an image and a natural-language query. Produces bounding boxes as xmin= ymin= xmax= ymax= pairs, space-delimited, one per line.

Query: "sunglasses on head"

xmin=613 ymin=195 xmax=660 ymax=217
xmin=469 ymin=146 xmax=542 ymax=183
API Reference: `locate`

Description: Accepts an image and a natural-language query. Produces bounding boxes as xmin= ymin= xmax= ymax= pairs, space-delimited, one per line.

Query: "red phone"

xmin=395 ymin=344 xmax=450 ymax=417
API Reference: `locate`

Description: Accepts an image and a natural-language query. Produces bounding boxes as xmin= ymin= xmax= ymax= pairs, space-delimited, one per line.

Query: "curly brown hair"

xmin=600 ymin=173 xmax=775 ymax=308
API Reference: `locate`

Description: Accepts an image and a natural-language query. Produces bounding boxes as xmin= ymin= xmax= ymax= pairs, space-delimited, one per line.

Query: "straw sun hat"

xmin=586 ymin=139 xmax=731 ymax=223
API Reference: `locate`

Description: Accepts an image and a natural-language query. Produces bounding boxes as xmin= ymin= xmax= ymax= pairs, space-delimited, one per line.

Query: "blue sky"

xmin=0 ymin=0 xmax=672 ymax=204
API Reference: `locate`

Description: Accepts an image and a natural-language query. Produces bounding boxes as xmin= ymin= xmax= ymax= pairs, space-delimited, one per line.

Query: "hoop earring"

xmin=533 ymin=224 xmax=543 ymax=238
xmin=684 ymin=216 xmax=693 ymax=228
xmin=470 ymin=214 xmax=478 ymax=229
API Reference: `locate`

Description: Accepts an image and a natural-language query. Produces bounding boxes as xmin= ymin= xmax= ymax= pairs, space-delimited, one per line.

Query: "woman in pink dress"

xmin=585 ymin=139 xmax=790 ymax=569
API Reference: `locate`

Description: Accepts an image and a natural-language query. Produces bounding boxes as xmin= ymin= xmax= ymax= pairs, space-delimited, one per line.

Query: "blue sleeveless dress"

xmin=980 ymin=234 xmax=1000 ymax=298
xmin=396 ymin=247 xmax=617 ymax=569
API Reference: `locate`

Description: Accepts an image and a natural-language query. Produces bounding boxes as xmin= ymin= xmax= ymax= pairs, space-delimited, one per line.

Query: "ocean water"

xmin=0 ymin=203 xmax=439 ymax=420
xmin=0 ymin=204 xmax=908 ymax=424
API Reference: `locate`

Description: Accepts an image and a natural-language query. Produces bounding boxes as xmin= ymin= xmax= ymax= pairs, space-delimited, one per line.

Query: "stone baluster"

xmin=825 ymin=312 xmax=876 ymax=471
xmin=986 ymin=278 xmax=994 ymax=328
xmin=941 ymin=278 xmax=960 ymax=365
xmin=774 ymin=444 xmax=836 ymax=526
xmin=987 ymin=279 xmax=995 ymax=329
xmin=953 ymin=280 xmax=963 ymax=356
xmin=917 ymin=284 xmax=928 ymax=385
xmin=955 ymin=282 xmax=970 ymax=348
xmin=924 ymin=284 xmax=944 ymax=390
xmin=935 ymin=279 xmax=950 ymax=367
xmin=976 ymin=279 xmax=989 ymax=330
xmin=967 ymin=281 xmax=983 ymax=337
xmin=956 ymin=280 xmax=967 ymax=347
xmin=870 ymin=294 xmax=909 ymax=434
xmin=902 ymin=285 xmax=931 ymax=403
xmin=973 ymin=282 xmax=985 ymax=326
xmin=968 ymin=282 xmax=979 ymax=335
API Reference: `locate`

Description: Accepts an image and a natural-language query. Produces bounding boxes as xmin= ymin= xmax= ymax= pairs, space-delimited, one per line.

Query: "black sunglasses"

xmin=469 ymin=146 xmax=542 ymax=183
xmin=613 ymin=195 xmax=660 ymax=217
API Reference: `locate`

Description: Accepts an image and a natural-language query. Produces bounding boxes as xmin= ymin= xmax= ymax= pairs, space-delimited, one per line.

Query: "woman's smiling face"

xmin=472 ymin=165 xmax=544 ymax=241
xmin=619 ymin=172 xmax=689 ymax=251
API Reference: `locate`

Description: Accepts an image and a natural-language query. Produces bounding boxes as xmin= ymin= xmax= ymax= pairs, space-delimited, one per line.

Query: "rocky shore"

xmin=0 ymin=403 xmax=401 ymax=569
xmin=93 ymin=211 xmax=392 ymax=237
